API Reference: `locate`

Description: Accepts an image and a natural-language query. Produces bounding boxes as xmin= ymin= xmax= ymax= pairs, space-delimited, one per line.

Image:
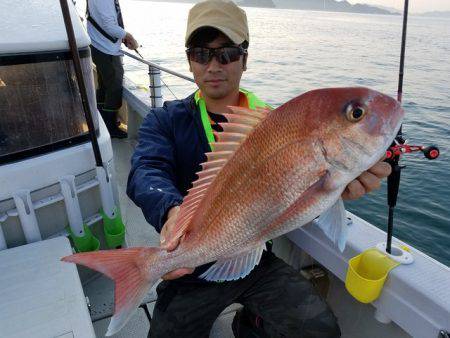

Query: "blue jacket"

xmin=127 ymin=94 xmax=210 ymax=232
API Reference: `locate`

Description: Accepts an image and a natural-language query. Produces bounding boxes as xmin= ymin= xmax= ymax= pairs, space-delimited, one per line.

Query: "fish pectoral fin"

xmin=199 ymin=243 xmax=265 ymax=282
xmin=314 ymin=198 xmax=351 ymax=252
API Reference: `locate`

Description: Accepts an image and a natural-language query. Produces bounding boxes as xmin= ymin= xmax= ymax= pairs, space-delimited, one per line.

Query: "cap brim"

xmin=186 ymin=25 xmax=244 ymax=46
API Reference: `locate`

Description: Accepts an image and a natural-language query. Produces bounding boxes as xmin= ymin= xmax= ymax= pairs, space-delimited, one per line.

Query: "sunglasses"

xmin=186 ymin=46 xmax=247 ymax=65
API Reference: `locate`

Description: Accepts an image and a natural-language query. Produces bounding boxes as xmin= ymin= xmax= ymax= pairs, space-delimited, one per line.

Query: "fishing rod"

xmin=59 ymin=0 xmax=103 ymax=168
xmin=385 ymin=0 xmax=439 ymax=254
xmin=134 ymin=46 xmax=144 ymax=59
xmin=59 ymin=0 xmax=126 ymax=250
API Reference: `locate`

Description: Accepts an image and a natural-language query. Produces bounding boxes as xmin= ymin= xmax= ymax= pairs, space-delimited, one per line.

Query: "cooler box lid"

xmin=0 ymin=237 xmax=95 ymax=338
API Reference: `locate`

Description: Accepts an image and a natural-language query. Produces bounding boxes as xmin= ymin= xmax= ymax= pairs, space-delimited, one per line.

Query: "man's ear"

xmin=242 ymin=54 xmax=248 ymax=71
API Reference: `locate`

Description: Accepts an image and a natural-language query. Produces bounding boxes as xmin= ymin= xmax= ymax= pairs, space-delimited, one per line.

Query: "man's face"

xmin=188 ymin=34 xmax=246 ymax=100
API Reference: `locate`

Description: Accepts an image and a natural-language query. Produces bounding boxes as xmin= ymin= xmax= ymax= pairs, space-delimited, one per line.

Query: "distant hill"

xmin=372 ymin=4 xmax=401 ymax=14
xmin=273 ymin=0 xmax=397 ymax=15
xmin=239 ymin=0 xmax=275 ymax=8
xmin=418 ymin=11 xmax=450 ymax=18
xmin=137 ymin=0 xmax=399 ymax=15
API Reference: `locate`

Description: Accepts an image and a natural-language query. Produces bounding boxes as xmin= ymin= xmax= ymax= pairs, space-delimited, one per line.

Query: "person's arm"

xmin=127 ymin=110 xmax=183 ymax=233
xmin=92 ymin=0 xmax=127 ymax=40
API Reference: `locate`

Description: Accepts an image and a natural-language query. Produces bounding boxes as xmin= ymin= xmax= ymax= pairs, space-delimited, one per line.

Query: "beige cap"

xmin=185 ymin=0 xmax=249 ymax=47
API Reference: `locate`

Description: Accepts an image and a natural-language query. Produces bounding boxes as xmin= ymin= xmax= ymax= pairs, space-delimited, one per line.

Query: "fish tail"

xmin=62 ymin=247 xmax=161 ymax=336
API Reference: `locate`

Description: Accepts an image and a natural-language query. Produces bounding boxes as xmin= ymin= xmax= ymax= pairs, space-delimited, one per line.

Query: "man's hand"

xmin=160 ymin=206 xmax=194 ymax=280
xmin=342 ymin=161 xmax=391 ymax=200
xmin=123 ymin=32 xmax=139 ymax=50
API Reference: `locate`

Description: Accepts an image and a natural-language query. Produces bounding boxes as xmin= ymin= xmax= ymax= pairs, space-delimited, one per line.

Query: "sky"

xmin=348 ymin=0 xmax=450 ymax=13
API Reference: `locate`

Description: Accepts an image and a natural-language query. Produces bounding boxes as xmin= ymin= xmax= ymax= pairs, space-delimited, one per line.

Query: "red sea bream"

xmin=62 ymin=87 xmax=404 ymax=335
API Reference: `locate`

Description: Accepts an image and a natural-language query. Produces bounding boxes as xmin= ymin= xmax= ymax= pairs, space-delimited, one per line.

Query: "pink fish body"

xmin=62 ymin=87 xmax=403 ymax=335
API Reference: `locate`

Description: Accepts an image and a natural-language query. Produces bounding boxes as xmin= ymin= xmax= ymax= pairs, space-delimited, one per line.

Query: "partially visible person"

xmin=86 ymin=0 xmax=139 ymax=138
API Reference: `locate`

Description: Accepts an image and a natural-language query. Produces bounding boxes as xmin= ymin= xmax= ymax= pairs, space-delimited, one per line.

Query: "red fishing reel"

xmin=386 ymin=143 xmax=440 ymax=160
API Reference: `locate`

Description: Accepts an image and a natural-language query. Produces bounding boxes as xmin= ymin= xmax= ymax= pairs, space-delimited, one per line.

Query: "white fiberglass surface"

xmin=0 ymin=0 xmax=90 ymax=53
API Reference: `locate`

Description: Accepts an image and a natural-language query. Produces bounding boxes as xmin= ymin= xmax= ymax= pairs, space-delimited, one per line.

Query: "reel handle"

xmin=422 ymin=145 xmax=440 ymax=160
xmin=386 ymin=144 xmax=440 ymax=160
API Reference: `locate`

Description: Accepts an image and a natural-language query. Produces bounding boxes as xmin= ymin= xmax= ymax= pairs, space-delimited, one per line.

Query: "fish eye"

xmin=345 ymin=103 xmax=366 ymax=122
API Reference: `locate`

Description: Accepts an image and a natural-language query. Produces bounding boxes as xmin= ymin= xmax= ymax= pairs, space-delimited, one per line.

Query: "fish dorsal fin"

xmin=209 ymin=141 xmax=241 ymax=152
xmin=205 ymin=151 xmax=233 ymax=161
xmin=164 ymin=106 xmax=270 ymax=245
xmin=226 ymin=106 xmax=270 ymax=121
xmin=221 ymin=113 xmax=260 ymax=127
xmin=201 ymin=158 xmax=227 ymax=170
xmin=200 ymin=243 xmax=266 ymax=281
xmin=219 ymin=122 xmax=254 ymax=134
xmin=213 ymin=131 xmax=246 ymax=143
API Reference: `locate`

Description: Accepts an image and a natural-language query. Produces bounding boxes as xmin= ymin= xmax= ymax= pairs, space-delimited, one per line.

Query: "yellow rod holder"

xmin=345 ymin=242 xmax=413 ymax=303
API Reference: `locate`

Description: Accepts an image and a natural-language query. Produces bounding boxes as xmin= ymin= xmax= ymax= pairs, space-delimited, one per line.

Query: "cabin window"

xmin=0 ymin=48 xmax=98 ymax=164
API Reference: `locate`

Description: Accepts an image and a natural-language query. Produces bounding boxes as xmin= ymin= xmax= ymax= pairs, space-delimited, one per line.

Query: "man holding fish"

xmin=63 ymin=0 xmax=401 ymax=337
xmin=126 ymin=1 xmax=392 ymax=337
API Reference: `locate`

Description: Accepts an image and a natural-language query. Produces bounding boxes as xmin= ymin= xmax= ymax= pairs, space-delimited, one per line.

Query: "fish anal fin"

xmin=200 ymin=244 xmax=265 ymax=281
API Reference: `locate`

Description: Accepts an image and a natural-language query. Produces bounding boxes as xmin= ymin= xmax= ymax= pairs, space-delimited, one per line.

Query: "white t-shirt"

xmin=87 ymin=0 xmax=126 ymax=55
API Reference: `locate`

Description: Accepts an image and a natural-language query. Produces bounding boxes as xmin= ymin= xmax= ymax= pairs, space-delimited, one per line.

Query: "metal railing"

xmin=121 ymin=50 xmax=195 ymax=108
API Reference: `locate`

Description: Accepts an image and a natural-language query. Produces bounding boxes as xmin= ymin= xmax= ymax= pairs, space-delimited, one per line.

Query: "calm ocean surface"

xmin=118 ymin=1 xmax=449 ymax=266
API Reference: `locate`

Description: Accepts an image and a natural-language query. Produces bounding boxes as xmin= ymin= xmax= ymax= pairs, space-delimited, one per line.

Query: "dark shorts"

xmin=90 ymin=45 xmax=123 ymax=111
xmin=149 ymin=252 xmax=340 ymax=338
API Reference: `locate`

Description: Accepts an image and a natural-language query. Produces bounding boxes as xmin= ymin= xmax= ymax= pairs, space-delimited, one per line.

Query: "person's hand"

xmin=160 ymin=206 xmax=194 ymax=280
xmin=123 ymin=32 xmax=139 ymax=50
xmin=342 ymin=160 xmax=391 ymax=200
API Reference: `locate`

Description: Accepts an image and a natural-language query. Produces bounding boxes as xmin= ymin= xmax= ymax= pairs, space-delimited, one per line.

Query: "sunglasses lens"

xmin=187 ymin=47 xmax=244 ymax=65
xmin=189 ymin=48 xmax=210 ymax=64
xmin=218 ymin=48 xmax=235 ymax=64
